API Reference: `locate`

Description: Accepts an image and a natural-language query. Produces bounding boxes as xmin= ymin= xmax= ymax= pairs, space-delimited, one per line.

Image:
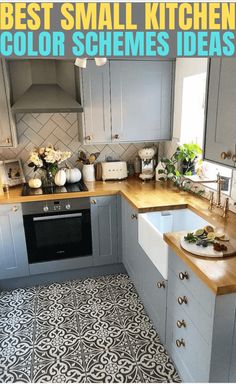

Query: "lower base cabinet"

xmin=91 ymin=195 xmax=119 ymax=266
xmin=0 ymin=204 xmax=29 ymax=279
xmin=121 ymin=198 xmax=167 ymax=343
xmin=167 ymin=250 xmax=236 ymax=383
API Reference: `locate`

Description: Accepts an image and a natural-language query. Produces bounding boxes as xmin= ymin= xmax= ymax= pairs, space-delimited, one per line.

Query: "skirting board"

xmin=0 ymin=263 xmax=126 ymax=290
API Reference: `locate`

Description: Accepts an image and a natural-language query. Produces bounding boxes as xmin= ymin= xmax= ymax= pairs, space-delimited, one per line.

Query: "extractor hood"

xmin=11 ymin=84 xmax=83 ymax=113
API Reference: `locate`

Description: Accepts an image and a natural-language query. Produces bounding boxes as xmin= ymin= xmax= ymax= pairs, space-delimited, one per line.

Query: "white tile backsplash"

xmin=0 ymin=113 xmax=161 ymax=180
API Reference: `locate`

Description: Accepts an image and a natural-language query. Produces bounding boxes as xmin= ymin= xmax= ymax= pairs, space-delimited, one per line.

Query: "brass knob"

xmin=12 ymin=206 xmax=19 ymax=212
xmin=179 ymin=272 xmax=189 ymax=281
xmin=176 ymin=339 xmax=185 ymax=348
xmin=221 ymin=151 xmax=232 ymax=160
xmin=156 ymin=281 xmax=165 ymax=289
xmin=86 ymin=135 xmax=92 ymax=141
xmin=5 ymin=138 xmax=11 ymax=144
xmin=91 ymin=199 xmax=97 ymax=204
xmin=177 ymin=320 xmax=186 ymax=328
xmin=232 ymin=154 xmax=236 ymax=163
xmin=177 ymin=296 xmax=188 ymax=305
xmin=131 ymin=214 xmax=137 ymax=219
xmin=114 ymin=134 xmax=120 ymax=140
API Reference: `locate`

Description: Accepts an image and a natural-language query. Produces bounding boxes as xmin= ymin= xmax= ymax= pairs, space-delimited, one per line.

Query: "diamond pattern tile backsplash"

xmin=0 ymin=113 xmax=163 ymax=180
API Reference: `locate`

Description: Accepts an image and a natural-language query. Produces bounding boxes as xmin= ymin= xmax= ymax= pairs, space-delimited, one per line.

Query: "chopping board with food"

xmin=180 ymin=225 xmax=236 ymax=258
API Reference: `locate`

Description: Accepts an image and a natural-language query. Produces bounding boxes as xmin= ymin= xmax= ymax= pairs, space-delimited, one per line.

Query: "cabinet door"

xmin=122 ymin=198 xmax=167 ymax=342
xmin=110 ymin=60 xmax=173 ymax=142
xmin=0 ymin=60 xmax=16 ymax=147
xmin=0 ymin=204 xmax=29 ymax=279
xmin=81 ymin=60 xmax=111 ymax=144
xmin=91 ymin=196 xmax=118 ymax=266
xmin=122 ymin=198 xmax=141 ymax=290
xmin=205 ymin=59 xmax=236 ymax=167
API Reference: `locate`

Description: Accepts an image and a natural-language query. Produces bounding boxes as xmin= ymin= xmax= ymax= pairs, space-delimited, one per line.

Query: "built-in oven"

xmin=22 ymin=198 xmax=92 ymax=263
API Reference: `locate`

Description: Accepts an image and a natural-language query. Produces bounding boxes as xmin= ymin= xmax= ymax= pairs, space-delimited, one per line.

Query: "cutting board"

xmin=180 ymin=236 xmax=236 ymax=258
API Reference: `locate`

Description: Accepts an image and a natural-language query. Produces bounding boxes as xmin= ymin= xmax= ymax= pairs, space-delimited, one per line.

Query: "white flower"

xmin=38 ymin=147 xmax=45 ymax=155
xmin=29 ymin=152 xmax=43 ymax=167
xmin=59 ymin=151 xmax=71 ymax=163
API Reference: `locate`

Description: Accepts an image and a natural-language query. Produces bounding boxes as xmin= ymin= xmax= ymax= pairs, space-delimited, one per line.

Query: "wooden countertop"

xmin=1 ymin=177 xmax=236 ymax=295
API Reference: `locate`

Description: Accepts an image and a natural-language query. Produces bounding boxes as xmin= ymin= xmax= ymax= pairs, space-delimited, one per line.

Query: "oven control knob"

xmin=43 ymin=206 xmax=49 ymax=212
xmin=65 ymin=204 xmax=71 ymax=210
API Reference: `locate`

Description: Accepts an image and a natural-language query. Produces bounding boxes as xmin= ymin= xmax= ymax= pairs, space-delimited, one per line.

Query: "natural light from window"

xmin=179 ymin=69 xmax=232 ymax=195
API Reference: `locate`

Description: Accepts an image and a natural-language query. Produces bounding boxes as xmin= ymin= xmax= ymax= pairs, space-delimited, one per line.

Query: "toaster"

xmin=101 ymin=161 xmax=128 ymax=181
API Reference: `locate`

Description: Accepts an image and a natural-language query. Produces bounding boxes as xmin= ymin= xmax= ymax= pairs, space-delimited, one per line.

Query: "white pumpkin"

xmin=28 ymin=178 xmax=42 ymax=189
xmin=65 ymin=168 xmax=81 ymax=184
xmin=54 ymin=169 xmax=67 ymax=186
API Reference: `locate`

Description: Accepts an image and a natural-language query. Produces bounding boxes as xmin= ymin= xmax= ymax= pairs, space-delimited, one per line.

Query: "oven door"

xmin=23 ymin=209 xmax=92 ymax=263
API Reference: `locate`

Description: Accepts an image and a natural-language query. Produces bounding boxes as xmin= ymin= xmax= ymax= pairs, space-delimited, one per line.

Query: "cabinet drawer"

xmin=169 ymin=250 xmax=215 ymax=317
xmin=167 ymin=299 xmax=211 ymax=359
xmin=167 ymin=314 xmax=211 ymax=382
xmin=168 ymin=270 xmax=214 ymax=344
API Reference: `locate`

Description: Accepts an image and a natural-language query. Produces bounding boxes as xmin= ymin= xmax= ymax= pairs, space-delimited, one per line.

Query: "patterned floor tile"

xmin=0 ymin=274 xmax=180 ymax=383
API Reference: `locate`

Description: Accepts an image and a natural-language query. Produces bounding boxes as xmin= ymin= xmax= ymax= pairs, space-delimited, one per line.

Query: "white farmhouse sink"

xmin=138 ymin=209 xmax=209 ymax=279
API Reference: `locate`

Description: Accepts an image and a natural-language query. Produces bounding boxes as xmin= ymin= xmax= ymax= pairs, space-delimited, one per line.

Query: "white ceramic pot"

xmin=82 ymin=164 xmax=95 ymax=182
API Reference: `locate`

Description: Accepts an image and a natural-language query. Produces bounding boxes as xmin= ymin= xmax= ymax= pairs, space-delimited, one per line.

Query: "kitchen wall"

xmin=0 ymin=113 xmax=163 ymax=180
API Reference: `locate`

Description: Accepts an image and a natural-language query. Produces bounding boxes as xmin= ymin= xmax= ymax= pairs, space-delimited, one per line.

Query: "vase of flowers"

xmin=28 ymin=145 xmax=71 ymax=188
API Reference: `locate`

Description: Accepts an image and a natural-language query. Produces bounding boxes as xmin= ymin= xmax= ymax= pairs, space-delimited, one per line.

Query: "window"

xmin=177 ymin=60 xmax=232 ymax=195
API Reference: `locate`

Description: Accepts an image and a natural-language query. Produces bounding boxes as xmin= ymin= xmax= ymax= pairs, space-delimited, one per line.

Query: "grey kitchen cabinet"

xmin=122 ymin=198 xmax=167 ymax=343
xmin=110 ymin=60 xmax=173 ymax=142
xmin=80 ymin=60 xmax=111 ymax=144
xmin=204 ymin=58 xmax=236 ymax=167
xmin=0 ymin=60 xmax=17 ymax=147
xmin=0 ymin=204 xmax=29 ymax=279
xmin=91 ymin=196 xmax=119 ymax=266
xmin=167 ymin=249 xmax=236 ymax=383
xmin=80 ymin=60 xmax=174 ymax=144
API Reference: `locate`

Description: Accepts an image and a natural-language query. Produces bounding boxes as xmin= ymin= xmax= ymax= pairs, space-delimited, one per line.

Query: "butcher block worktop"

xmin=1 ymin=177 xmax=236 ymax=295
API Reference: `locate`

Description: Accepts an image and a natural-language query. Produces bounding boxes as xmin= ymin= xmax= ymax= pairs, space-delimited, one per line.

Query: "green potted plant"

xmin=174 ymin=144 xmax=202 ymax=175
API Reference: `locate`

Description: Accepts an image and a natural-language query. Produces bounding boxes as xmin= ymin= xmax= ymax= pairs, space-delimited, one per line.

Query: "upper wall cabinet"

xmin=204 ymin=59 xmax=236 ymax=167
xmin=81 ymin=60 xmax=111 ymax=143
xmin=110 ymin=60 xmax=173 ymax=142
xmin=80 ymin=60 xmax=174 ymax=144
xmin=0 ymin=60 xmax=17 ymax=148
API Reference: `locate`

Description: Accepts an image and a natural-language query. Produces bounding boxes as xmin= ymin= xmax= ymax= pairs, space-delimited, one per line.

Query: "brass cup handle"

xmin=5 ymin=138 xmax=11 ymax=144
xmin=179 ymin=272 xmax=189 ymax=281
xmin=177 ymin=296 xmax=188 ymax=305
xmin=232 ymin=154 xmax=236 ymax=163
xmin=176 ymin=320 xmax=186 ymax=328
xmin=131 ymin=214 xmax=138 ymax=220
xmin=176 ymin=339 xmax=185 ymax=348
xmin=221 ymin=151 xmax=232 ymax=160
xmin=91 ymin=199 xmax=97 ymax=205
xmin=12 ymin=206 xmax=19 ymax=212
xmin=114 ymin=134 xmax=120 ymax=140
xmin=156 ymin=281 xmax=165 ymax=289
xmin=86 ymin=135 xmax=92 ymax=141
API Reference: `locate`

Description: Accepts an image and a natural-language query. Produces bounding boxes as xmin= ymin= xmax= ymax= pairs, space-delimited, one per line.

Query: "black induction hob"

xmin=22 ymin=181 xmax=88 ymax=196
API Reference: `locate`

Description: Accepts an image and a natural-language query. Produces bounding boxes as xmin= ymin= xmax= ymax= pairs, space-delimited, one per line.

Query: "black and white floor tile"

xmin=0 ymin=274 xmax=180 ymax=383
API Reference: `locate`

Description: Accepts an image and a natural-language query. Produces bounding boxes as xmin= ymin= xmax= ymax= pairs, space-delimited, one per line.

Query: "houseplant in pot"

xmin=174 ymin=143 xmax=202 ymax=175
